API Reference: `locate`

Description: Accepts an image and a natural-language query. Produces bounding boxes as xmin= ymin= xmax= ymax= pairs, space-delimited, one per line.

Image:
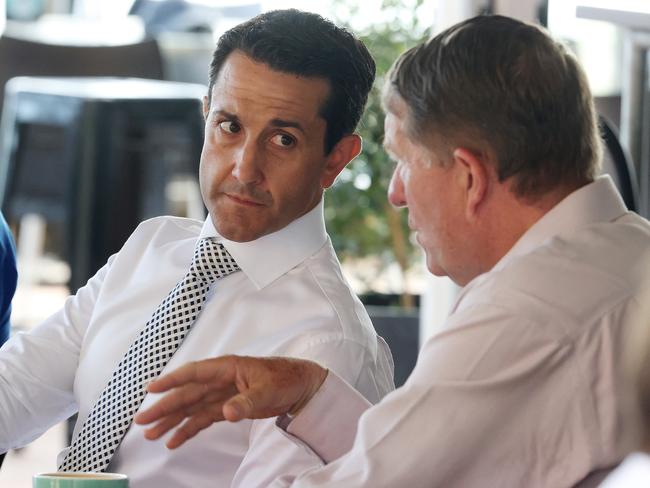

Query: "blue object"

xmin=0 ymin=212 xmax=17 ymax=345
xmin=6 ymin=0 xmax=45 ymax=21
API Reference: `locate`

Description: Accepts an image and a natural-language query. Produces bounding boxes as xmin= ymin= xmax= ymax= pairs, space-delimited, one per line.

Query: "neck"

xmin=473 ymin=182 xmax=580 ymax=279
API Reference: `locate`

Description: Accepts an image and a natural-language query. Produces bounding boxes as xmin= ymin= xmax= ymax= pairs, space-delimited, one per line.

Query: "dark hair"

xmin=208 ymin=9 xmax=375 ymax=154
xmin=387 ymin=15 xmax=601 ymax=199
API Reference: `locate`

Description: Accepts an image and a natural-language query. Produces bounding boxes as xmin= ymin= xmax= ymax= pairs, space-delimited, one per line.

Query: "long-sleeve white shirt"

xmin=278 ymin=177 xmax=650 ymax=487
xmin=0 ymin=200 xmax=394 ymax=487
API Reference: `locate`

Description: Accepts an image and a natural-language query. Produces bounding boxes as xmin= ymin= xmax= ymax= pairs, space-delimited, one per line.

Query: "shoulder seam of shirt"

xmin=289 ymin=332 xmax=372 ymax=389
xmin=304 ymin=263 xmax=348 ymax=337
xmin=291 ymin=329 xmax=372 ymax=356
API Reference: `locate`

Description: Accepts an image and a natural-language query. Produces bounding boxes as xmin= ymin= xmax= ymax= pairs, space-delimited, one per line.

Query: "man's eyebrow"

xmin=210 ymin=111 xmax=306 ymax=134
xmin=270 ymin=118 xmax=306 ymax=134
xmin=210 ymin=109 xmax=240 ymax=123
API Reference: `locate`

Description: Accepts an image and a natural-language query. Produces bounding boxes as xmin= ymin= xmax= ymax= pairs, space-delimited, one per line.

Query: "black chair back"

xmin=599 ymin=114 xmax=640 ymax=212
xmin=0 ymin=77 xmax=205 ymax=292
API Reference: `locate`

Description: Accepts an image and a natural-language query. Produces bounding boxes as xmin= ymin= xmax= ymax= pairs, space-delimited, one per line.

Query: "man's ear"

xmin=320 ymin=134 xmax=362 ymax=189
xmin=452 ymin=147 xmax=491 ymax=219
xmin=202 ymin=95 xmax=209 ymax=120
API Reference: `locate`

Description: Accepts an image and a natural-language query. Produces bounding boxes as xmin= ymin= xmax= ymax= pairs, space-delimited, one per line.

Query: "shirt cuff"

xmin=276 ymin=371 xmax=371 ymax=463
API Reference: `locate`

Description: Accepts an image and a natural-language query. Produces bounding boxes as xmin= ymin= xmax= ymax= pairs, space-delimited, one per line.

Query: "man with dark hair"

xmin=0 ymin=10 xmax=393 ymax=487
xmin=208 ymin=9 xmax=374 ymax=156
xmin=136 ymin=15 xmax=650 ymax=487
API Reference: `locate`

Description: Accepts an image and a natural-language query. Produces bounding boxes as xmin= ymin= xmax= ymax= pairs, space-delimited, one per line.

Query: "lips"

xmin=224 ymin=193 xmax=266 ymax=207
xmin=408 ymin=218 xmax=416 ymax=231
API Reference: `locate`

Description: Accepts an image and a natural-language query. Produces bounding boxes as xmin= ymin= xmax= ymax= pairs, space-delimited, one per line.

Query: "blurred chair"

xmin=0 ymin=35 xmax=166 ymax=291
xmin=0 ymin=77 xmax=206 ymax=293
xmin=0 ymin=35 xmax=164 ymax=118
xmin=599 ymin=114 xmax=640 ymax=213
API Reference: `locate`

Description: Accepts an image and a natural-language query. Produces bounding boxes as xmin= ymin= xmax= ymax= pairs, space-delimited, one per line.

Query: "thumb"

xmin=222 ymin=382 xmax=289 ymax=422
xmin=222 ymin=393 xmax=256 ymax=422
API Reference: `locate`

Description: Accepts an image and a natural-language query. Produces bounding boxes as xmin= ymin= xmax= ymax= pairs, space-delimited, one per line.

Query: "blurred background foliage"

xmin=324 ymin=0 xmax=430 ymax=308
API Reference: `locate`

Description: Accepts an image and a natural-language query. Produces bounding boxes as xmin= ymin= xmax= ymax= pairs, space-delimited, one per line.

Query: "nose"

xmin=232 ymin=142 xmax=263 ymax=185
xmin=388 ymin=165 xmax=406 ymax=208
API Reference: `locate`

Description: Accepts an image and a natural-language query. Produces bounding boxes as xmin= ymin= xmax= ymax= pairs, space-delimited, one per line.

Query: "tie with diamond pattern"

xmin=59 ymin=237 xmax=239 ymax=473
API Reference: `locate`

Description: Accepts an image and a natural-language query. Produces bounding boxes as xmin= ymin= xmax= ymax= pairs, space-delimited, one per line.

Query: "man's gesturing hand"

xmin=134 ymin=355 xmax=328 ymax=449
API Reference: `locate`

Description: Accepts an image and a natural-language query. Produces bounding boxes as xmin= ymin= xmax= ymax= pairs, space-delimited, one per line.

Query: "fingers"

xmin=143 ymin=407 xmax=226 ymax=449
xmin=166 ymin=411 xmax=219 ymax=449
xmin=145 ymin=363 xmax=199 ymax=393
xmin=137 ymin=355 xmax=327 ymax=450
xmin=135 ymin=383 xmax=207 ymax=425
xmin=146 ymin=357 xmax=235 ymax=393
xmin=142 ymin=412 xmax=185 ymax=440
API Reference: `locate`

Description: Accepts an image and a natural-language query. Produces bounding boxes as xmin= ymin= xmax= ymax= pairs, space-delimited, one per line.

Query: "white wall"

xmin=494 ymin=0 xmax=540 ymax=23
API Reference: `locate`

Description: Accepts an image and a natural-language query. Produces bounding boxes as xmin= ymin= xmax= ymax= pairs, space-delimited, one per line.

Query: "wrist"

xmin=289 ymin=364 xmax=328 ymax=416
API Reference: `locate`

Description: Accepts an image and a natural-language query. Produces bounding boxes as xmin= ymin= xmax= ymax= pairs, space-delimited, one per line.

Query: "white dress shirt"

xmin=0 ymin=200 xmax=394 ymax=487
xmin=278 ymin=177 xmax=650 ymax=487
xmin=599 ymin=452 xmax=650 ymax=487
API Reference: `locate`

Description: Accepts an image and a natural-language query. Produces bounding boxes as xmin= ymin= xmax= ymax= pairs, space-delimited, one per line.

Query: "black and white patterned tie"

xmin=59 ymin=237 xmax=239 ymax=473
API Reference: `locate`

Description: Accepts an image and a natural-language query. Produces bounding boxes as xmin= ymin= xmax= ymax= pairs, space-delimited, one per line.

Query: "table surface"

xmin=576 ymin=1 xmax=650 ymax=30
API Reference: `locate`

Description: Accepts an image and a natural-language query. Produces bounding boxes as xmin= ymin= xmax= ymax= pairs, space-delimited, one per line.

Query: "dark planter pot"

xmin=364 ymin=304 xmax=419 ymax=387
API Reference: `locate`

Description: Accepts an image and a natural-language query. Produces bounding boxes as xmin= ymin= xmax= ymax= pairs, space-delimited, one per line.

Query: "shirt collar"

xmin=493 ymin=175 xmax=628 ymax=273
xmin=198 ymin=199 xmax=327 ymax=290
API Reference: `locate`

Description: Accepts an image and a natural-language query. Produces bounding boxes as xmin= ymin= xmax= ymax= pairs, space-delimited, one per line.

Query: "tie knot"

xmin=189 ymin=238 xmax=239 ymax=284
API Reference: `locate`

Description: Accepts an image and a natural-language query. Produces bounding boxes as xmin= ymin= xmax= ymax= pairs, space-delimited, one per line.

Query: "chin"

xmin=427 ymin=265 xmax=448 ymax=278
xmin=211 ymin=217 xmax=253 ymax=242
xmin=425 ymin=253 xmax=448 ymax=278
xmin=219 ymin=226 xmax=261 ymax=243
